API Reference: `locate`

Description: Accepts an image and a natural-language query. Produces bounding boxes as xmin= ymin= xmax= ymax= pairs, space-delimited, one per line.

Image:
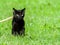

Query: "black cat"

xmin=12 ymin=8 xmax=25 ymax=36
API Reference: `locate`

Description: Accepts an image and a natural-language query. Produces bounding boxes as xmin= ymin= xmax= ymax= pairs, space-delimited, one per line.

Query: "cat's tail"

xmin=0 ymin=16 xmax=13 ymax=23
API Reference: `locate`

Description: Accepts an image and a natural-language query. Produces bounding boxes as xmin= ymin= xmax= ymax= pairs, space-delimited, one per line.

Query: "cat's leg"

xmin=12 ymin=28 xmax=17 ymax=35
xmin=12 ymin=22 xmax=17 ymax=35
xmin=20 ymin=27 xmax=25 ymax=36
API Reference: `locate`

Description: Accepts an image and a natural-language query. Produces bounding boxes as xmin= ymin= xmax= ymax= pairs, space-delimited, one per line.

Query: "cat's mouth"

xmin=15 ymin=17 xmax=23 ymax=21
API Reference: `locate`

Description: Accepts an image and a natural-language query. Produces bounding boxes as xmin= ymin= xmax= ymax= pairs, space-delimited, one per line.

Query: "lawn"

xmin=0 ymin=0 xmax=60 ymax=45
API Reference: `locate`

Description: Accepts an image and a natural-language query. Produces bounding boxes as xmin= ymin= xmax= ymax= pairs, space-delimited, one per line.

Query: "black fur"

xmin=12 ymin=8 xmax=25 ymax=36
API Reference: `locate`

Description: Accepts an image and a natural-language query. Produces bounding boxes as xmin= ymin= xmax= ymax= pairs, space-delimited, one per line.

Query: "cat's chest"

xmin=13 ymin=21 xmax=24 ymax=27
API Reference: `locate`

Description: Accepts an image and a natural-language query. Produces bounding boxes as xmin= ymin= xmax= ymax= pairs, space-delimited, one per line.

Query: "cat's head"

xmin=13 ymin=8 xmax=25 ymax=20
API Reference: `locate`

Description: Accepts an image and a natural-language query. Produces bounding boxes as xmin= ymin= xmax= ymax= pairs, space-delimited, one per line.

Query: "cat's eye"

xmin=16 ymin=14 xmax=19 ymax=17
xmin=21 ymin=14 xmax=23 ymax=16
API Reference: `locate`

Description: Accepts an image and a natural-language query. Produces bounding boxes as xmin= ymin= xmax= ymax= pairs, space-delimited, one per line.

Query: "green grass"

xmin=0 ymin=0 xmax=60 ymax=45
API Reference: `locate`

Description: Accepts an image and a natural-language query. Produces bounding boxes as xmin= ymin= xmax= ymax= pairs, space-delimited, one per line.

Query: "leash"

xmin=0 ymin=16 xmax=13 ymax=23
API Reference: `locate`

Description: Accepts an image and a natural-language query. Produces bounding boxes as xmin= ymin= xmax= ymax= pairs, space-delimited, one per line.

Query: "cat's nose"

xmin=16 ymin=14 xmax=22 ymax=19
xmin=18 ymin=16 xmax=22 ymax=19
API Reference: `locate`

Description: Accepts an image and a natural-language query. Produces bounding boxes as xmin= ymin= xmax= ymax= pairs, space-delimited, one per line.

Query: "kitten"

xmin=12 ymin=8 xmax=25 ymax=36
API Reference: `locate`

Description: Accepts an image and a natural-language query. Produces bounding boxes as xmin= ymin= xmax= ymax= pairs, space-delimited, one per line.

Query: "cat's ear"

xmin=13 ymin=8 xmax=17 ymax=12
xmin=21 ymin=8 xmax=25 ymax=14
